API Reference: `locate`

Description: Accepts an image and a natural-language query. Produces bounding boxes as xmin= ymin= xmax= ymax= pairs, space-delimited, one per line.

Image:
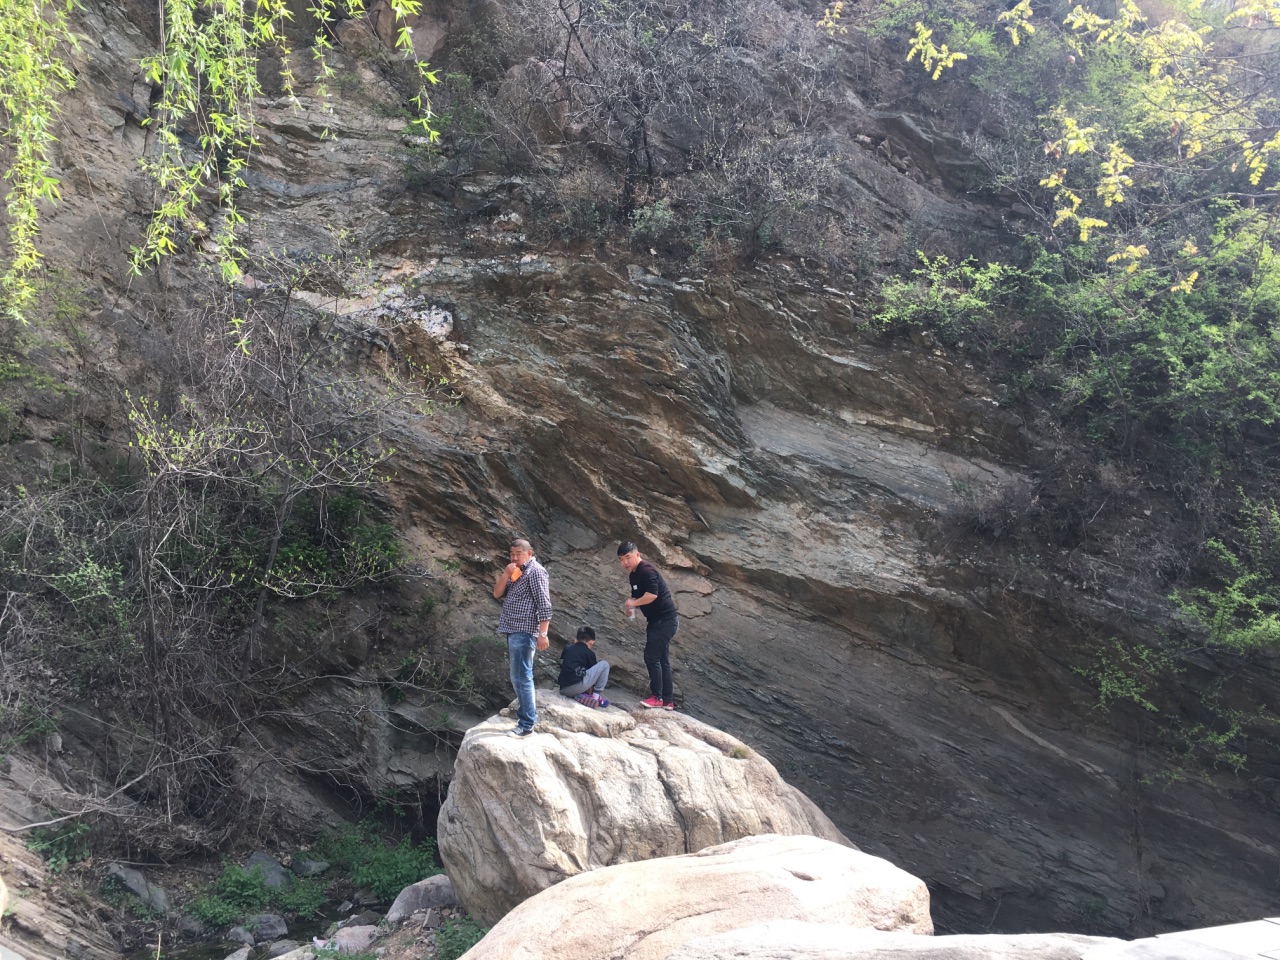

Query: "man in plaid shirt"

xmin=494 ymin=538 xmax=552 ymax=737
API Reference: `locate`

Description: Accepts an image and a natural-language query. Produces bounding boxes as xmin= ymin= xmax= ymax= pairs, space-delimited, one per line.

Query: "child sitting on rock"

xmin=559 ymin=626 xmax=610 ymax=708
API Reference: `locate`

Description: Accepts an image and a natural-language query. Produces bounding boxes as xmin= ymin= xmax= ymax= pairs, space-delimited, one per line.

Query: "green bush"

xmin=26 ymin=822 xmax=92 ymax=874
xmin=187 ymin=864 xmax=273 ymax=928
xmin=436 ymin=917 xmax=489 ymax=960
xmin=352 ymin=836 xmax=440 ymax=901
xmin=277 ymin=877 xmax=327 ymax=919
xmin=313 ymin=823 xmax=441 ymax=901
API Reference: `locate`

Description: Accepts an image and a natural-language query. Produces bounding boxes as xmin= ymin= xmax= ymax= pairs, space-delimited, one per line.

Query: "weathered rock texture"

xmin=0 ymin=757 xmax=116 ymax=960
xmin=437 ymin=694 xmax=848 ymax=923
xmin=384 ymin=875 xmax=458 ymax=924
xmin=461 ymin=834 xmax=931 ymax=960
xmin=5 ymin=0 xmax=1280 ymax=945
xmin=668 ymin=922 xmax=1114 ymax=960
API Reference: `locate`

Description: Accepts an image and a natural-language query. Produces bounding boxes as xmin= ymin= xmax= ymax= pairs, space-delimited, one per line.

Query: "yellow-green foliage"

xmin=134 ymin=0 xmax=439 ymax=281
xmin=0 ymin=0 xmax=78 ymax=323
xmin=0 ymin=0 xmax=439 ymax=321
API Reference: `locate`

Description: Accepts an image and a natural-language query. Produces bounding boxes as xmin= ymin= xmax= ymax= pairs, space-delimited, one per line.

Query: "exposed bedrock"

xmin=5 ymin=0 xmax=1278 ymax=944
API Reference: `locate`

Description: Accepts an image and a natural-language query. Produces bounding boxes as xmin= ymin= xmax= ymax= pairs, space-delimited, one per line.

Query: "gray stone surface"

xmin=1082 ymin=942 xmax=1241 ymax=960
xmin=246 ymin=852 xmax=292 ymax=890
xmin=221 ymin=949 xmax=251 ymax=960
xmin=385 ymin=875 xmax=458 ymax=924
xmin=329 ymin=926 xmax=380 ymax=954
xmin=290 ymin=859 xmax=330 ymax=878
xmin=462 ymin=834 xmax=930 ymax=960
xmin=105 ymin=862 xmax=170 ymax=914
xmin=227 ymin=928 xmax=255 ymax=947
xmin=668 ymin=923 xmax=1114 ymax=960
xmin=245 ymin=914 xmax=288 ymax=940
xmin=266 ymin=941 xmax=302 ymax=958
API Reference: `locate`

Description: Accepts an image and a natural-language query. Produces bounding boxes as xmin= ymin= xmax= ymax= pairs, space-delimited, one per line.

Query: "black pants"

xmin=644 ymin=614 xmax=678 ymax=702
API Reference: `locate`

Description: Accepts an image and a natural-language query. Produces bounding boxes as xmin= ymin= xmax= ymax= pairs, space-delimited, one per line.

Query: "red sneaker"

xmin=639 ymin=696 xmax=665 ymax=709
xmin=662 ymin=701 xmax=675 ymax=711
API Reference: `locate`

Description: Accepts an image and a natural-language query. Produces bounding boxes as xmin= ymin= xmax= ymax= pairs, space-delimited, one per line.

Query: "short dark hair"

xmin=576 ymin=626 xmax=596 ymax=642
xmin=617 ymin=540 xmax=638 ymax=556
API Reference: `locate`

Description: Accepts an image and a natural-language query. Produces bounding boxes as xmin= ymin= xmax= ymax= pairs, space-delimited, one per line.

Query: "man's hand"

xmin=536 ymin=634 xmax=550 ymax=652
xmin=493 ymin=562 xmax=520 ymax=599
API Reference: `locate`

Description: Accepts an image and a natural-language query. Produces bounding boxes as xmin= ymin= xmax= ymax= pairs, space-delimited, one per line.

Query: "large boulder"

xmin=667 ymin=922 xmax=1117 ymax=959
xmin=462 ymin=834 xmax=930 ymax=960
xmin=437 ymin=693 xmax=850 ymax=923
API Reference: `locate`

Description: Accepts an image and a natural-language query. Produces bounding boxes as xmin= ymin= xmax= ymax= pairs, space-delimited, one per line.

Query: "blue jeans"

xmin=506 ymin=631 xmax=537 ymax=730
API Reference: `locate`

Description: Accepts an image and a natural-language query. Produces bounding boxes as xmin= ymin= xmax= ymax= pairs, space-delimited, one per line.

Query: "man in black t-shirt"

xmin=618 ymin=540 xmax=679 ymax=710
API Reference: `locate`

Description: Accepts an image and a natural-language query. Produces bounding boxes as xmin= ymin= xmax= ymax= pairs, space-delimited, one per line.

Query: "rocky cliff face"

xmin=3 ymin=0 xmax=1278 ymax=948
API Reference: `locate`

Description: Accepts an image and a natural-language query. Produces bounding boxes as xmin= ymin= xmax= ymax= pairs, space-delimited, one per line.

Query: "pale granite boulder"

xmin=437 ymin=692 xmax=850 ymax=924
xmin=461 ymin=834 xmax=930 ymax=960
xmin=666 ymin=921 xmax=1117 ymax=959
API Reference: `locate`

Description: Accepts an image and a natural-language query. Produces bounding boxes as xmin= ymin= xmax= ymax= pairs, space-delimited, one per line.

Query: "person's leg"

xmin=650 ymin=616 xmax=677 ymax=703
xmin=582 ymin=659 xmax=610 ymax=693
xmin=643 ymin=622 xmax=664 ymax=700
xmin=507 ymin=631 xmax=536 ymax=730
xmin=560 ymin=679 xmax=588 ymax=697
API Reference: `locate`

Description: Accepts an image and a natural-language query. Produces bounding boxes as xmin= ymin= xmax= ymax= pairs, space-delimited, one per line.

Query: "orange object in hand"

xmin=510 ymin=567 xmax=522 ymax=582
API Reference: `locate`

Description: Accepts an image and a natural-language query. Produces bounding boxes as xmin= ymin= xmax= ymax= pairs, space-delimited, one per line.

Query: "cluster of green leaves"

xmin=436 ymin=917 xmax=489 ymax=960
xmin=134 ymin=0 xmax=439 ymax=282
xmin=0 ymin=0 xmax=78 ymax=322
xmin=187 ymin=863 xmax=326 ymax=928
xmin=312 ymin=821 xmax=441 ymax=901
xmin=0 ymin=0 xmax=438 ymax=320
xmin=870 ymin=0 xmax=1280 ymax=774
xmin=1179 ymin=497 xmax=1280 ymax=652
xmin=25 ymin=821 xmax=92 ymax=874
xmin=875 ymin=253 xmax=1016 ymax=346
xmin=264 ymin=492 xmax=403 ymax=600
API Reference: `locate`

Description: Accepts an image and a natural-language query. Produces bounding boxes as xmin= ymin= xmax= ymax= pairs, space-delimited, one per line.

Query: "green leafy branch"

xmin=133 ymin=0 xmax=440 ymax=281
xmin=0 ymin=0 xmax=79 ymax=322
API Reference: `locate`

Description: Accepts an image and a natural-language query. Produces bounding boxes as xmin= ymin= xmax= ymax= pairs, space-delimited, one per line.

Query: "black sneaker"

xmin=507 ymin=726 xmax=534 ymax=738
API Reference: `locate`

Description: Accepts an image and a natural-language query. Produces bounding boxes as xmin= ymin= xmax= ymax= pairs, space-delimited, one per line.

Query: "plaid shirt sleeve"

xmin=527 ymin=560 xmax=552 ymax=623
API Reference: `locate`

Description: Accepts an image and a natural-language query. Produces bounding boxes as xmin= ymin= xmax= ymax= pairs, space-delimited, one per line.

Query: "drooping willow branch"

xmin=0 ymin=0 xmax=79 ymax=322
xmin=0 ymin=0 xmax=439 ymax=321
xmin=133 ymin=0 xmax=440 ymax=281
